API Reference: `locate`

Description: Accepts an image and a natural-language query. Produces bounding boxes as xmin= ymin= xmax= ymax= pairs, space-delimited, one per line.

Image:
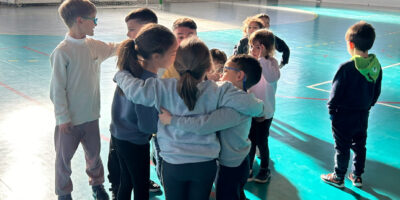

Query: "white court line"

xmin=307 ymin=63 xmax=400 ymax=109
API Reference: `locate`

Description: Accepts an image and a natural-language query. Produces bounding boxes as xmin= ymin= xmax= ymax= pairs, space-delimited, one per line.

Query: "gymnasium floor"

xmin=0 ymin=1 xmax=399 ymax=199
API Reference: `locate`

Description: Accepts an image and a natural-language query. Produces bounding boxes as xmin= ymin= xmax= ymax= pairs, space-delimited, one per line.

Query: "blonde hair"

xmin=58 ymin=0 xmax=96 ymax=28
xmin=241 ymin=16 xmax=265 ymax=36
xmin=174 ymin=37 xmax=211 ymax=110
xmin=249 ymin=29 xmax=275 ymax=58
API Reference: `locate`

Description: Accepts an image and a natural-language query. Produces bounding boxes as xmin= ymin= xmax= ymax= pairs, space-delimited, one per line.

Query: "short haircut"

xmin=255 ymin=13 xmax=270 ymax=21
xmin=229 ymin=54 xmax=262 ymax=90
xmin=249 ymin=29 xmax=276 ymax=58
xmin=210 ymin=48 xmax=227 ymax=65
xmin=345 ymin=21 xmax=376 ymax=52
xmin=242 ymin=16 xmax=265 ymax=35
xmin=58 ymin=0 xmax=96 ymax=28
xmin=125 ymin=8 xmax=158 ymax=24
xmin=172 ymin=18 xmax=197 ymax=31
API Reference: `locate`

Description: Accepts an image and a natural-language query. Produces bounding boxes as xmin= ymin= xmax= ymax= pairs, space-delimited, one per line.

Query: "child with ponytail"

xmin=114 ymin=36 xmax=265 ymax=200
xmin=110 ymin=23 xmax=177 ymax=200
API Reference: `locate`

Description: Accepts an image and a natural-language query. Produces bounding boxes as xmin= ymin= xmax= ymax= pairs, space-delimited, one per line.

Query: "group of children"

xmin=50 ymin=0 xmax=382 ymax=200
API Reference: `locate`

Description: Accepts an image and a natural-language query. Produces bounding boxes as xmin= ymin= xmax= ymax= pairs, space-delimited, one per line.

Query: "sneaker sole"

xmin=254 ymin=176 xmax=271 ymax=184
xmin=149 ymin=188 xmax=161 ymax=193
xmin=247 ymin=177 xmax=254 ymax=182
xmin=321 ymin=177 xmax=344 ymax=188
xmin=352 ymin=183 xmax=362 ymax=187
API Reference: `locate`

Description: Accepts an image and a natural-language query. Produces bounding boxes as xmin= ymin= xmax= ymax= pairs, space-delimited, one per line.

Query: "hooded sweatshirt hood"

xmin=351 ymin=54 xmax=381 ymax=82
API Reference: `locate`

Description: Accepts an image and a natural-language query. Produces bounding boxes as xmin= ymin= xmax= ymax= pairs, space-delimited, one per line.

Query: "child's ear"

xmin=151 ymin=53 xmax=161 ymax=61
xmin=237 ymin=71 xmax=246 ymax=82
xmin=76 ymin=17 xmax=83 ymax=24
xmin=348 ymin=41 xmax=355 ymax=49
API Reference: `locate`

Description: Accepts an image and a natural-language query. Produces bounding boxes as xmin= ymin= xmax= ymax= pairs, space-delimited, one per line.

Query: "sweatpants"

xmin=248 ymin=118 xmax=273 ymax=170
xmin=216 ymin=156 xmax=250 ymax=200
xmin=162 ymin=160 xmax=217 ymax=200
xmin=107 ymin=136 xmax=120 ymax=192
xmin=54 ymin=120 xmax=104 ymax=196
xmin=331 ymin=110 xmax=369 ymax=178
xmin=114 ymin=137 xmax=150 ymax=200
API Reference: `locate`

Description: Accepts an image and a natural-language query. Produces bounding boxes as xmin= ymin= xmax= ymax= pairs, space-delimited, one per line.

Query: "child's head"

xmin=117 ymin=24 xmax=177 ymax=78
xmin=221 ymin=54 xmax=262 ymax=91
xmin=345 ymin=21 xmax=375 ymax=56
xmin=255 ymin=13 xmax=270 ymax=29
xmin=174 ymin=37 xmax=211 ymax=110
xmin=172 ymin=18 xmax=197 ymax=44
xmin=207 ymin=48 xmax=227 ymax=81
xmin=125 ymin=8 xmax=158 ymax=39
xmin=242 ymin=17 xmax=265 ymax=37
xmin=249 ymin=29 xmax=275 ymax=59
xmin=58 ymin=0 xmax=97 ymax=35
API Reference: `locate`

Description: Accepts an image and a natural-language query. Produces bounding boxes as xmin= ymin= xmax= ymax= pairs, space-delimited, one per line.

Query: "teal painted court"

xmin=0 ymin=2 xmax=399 ymax=200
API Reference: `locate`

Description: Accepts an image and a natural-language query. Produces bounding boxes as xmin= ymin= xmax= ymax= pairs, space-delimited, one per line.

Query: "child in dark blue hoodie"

xmin=321 ymin=21 xmax=382 ymax=188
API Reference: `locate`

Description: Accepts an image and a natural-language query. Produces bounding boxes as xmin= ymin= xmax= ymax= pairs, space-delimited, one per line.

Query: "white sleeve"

xmin=49 ymin=49 xmax=71 ymax=125
xmin=259 ymin=57 xmax=280 ymax=83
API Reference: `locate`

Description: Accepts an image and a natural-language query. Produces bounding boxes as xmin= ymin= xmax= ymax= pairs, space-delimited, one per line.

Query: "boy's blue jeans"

xmin=331 ymin=110 xmax=369 ymax=178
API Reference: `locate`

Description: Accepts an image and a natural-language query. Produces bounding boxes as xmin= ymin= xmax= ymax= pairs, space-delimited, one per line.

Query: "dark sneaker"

xmin=247 ymin=170 xmax=254 ymax=182
xmin=348 ymin=173 xmax=362 ymax=187
xmin=149 ymin=180 xmax=161 ymax=192
xmin=254 ymin=168 xmax=271 ymax=183
xmin=92 ymin=185 xmax=109 ymax=200
xmin=58 ymin=194 xmax=72 ymax=200
xmin=321 ymin=173 xmax=344 ymax=188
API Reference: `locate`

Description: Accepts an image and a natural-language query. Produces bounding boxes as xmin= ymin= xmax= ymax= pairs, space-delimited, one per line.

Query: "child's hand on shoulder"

xmin=159 ymin=107 xmax=172 ymax=125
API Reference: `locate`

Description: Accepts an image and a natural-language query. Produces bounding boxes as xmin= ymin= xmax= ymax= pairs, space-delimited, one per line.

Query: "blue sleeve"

xmin=135 ymin=104 xmax=158 ymax=134
xmin=114 ymin=70 xmax=162 ymax=108
xmin=170 ymin=107 xmax=249 ymax=134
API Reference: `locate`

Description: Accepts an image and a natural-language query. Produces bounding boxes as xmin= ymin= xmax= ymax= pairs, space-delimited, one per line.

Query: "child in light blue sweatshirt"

xmin=158 ymin=54 xmax=263 ymax=200
xmin=114 ymin=37 xmax=265 ymax=200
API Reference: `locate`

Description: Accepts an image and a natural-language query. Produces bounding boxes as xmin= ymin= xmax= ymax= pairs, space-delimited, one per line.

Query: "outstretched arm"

xmin=159 ymin=107 xmax=249 ymax=135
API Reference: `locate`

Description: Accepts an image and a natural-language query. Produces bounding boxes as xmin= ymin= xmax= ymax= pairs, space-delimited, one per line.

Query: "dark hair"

xmin=174 ymin=37 xmax=211 ymax=110
xmin=58 ymin=0 xmax=96 ymax=28
xmin=249 ymin=29 xmax=275 ymax=58
xmin=117 ymin=24 xmax=176 ymax=94
xmin=345 ymin=21 xmax=375 ymax=52
xmin=210 ymin=48 xmax=227 ymax=65
xmin=172 ymin=18 xmax=197 ymax=30
xmin=229 ymin=54 xmax=262 ymax=90
xmin=125 ymin=8 xmax=158 ymax=24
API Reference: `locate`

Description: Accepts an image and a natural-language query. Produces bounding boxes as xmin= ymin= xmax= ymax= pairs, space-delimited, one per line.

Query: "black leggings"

xmin=114 ymin=137 xmax=150 ymax=200
xmin=248 ymin=118 xmax=273 ymax=170
xmin=162 ymin=160 xmax=217 ymax=200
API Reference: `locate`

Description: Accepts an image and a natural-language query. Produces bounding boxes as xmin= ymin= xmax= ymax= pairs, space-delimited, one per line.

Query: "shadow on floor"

xmin=270 ymin=118 xmax=397 ymax=200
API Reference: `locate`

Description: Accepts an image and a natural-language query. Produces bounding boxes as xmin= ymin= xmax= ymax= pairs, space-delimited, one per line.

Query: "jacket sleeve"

xmin=371 ymin=69 xmax=382 ymax=106
xmin=114 ymin=70 xmax=162 ymax=108
xmin=275 ymin=36 xmax=290 ymax=65
xmin=259 ymin=57 xmax=280 ymax=83
xmin=328 ymin=65 xmax=346 ymax=109
xmin=50 ymin=49 xmax=71 ymax=125
xmin=217 ymin=82 xmax=265 ymax=117
xmin=170 ymin=107 xmax=249 ymax=135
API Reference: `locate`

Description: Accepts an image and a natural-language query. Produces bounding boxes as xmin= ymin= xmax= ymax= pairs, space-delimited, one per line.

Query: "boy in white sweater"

xmin=50 ymin=0 xmax=118 ymax=199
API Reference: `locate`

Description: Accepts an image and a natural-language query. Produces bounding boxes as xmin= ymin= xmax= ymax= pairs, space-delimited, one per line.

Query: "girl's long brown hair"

xmin=116 ymin=23 xmax=176 ymax=95
xmin=174 ymin=37 xmax=211 ymax=110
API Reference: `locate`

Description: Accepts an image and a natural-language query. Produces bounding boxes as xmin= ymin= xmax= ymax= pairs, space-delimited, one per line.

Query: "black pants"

xmin=248 ymin=118 xmax=273 ymax=169
xmin=114 ymin=137 xmax=150 ymax=200
xmin=216 ymin=157 xmax=250 ymax=200
xmin=331 ymin=110 xmax=369 ymax=178
xmin=107 ymin=136 xmax=120 ymax=191
xmin=162 ymin=160 xmax=217 ymax=200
